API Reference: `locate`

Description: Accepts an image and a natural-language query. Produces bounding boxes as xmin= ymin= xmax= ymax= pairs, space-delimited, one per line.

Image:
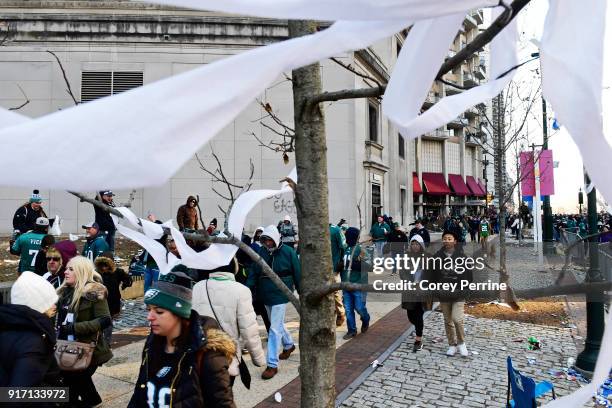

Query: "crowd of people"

xmin=2 ymin=189 xmax=610 ymax=407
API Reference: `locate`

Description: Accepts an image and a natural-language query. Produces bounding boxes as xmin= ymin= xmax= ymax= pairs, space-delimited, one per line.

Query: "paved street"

xmin=339 ymin=311 xmax=591 ymax=408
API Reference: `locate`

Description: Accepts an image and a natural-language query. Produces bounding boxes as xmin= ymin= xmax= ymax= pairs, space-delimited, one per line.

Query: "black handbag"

xmin=205 ymin=281 xmax=252 ymax=389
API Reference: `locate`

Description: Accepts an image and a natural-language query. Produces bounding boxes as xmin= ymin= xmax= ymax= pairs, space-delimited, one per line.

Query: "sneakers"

xmin=458 ymin=343 xmax=469 ymax=357
xmin=343 ymin=331 xmax=357 ymax=340
xmin=412 ymin=340 xmax=423 ymax=353
xmin=361 ymin=320 xmax=370 ymax=334
xmin=261 ymin=366 xmax=278 ymax=380
xmin=279 ymin=345 xmax=296 ymax=360
xmin=446 ymin=345 xmax=457 ymax=356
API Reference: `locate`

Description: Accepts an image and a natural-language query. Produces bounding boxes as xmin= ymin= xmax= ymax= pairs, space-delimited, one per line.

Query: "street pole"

xmin=532 ymin=144 xmax=543 ymax=266
xmin=575 ymin=172 xmax=604 ymax=376
xmin=541 ymin=97 xmax=554 ymax=249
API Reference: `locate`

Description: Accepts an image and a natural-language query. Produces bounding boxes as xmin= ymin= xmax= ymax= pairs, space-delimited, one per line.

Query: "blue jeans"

xmin=342 ymin=290 xmax=370 ymax=334
xmin=144 ymin=267 xmax=160 ymax=293
xmin=374 ymin=241 xmax=385 ymax=258
xmin=265 ymin=304 xmax=294 ymax=368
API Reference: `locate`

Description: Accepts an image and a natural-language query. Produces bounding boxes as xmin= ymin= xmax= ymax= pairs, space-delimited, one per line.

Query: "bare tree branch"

xmin=307 ymin=0 xmax=532 ymax=106
xmin=330 ymin=57 xmax=382 ymax=87
xmin=47 ymin=50 xmax=79 ymax=105
xmin=69 ymin=190 xmax=301 ymax=312
xmin=8 ymin=84 xmax=30 ymax=111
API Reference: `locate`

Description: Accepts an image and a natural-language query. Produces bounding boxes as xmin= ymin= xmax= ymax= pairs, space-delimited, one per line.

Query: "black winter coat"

xmin=428 ymin=246 xmax=473 ymax=301
xmin=128 ymin=312 xmax=236 ymax=408
xmin=94 ymin=196 xmax=116 ymax=233
xmin=0 ymin=304 xmax=60 ymax=387
xmin=12 ymin=204 xmax=48 ymax=233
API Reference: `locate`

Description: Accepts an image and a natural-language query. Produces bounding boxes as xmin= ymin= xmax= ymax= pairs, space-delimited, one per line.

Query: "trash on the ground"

xmin=274 ymin=392 xmax=282 ymax=403
xmin=528 ymin=336 xmax=541 ymax=350
xmin=513 ymin=337 xmax=524 ymax=343
xmin=567 ymin=357 xmax=576 ymax=368
xmin=548 ymin=369 xmax=565 ymax=378
xmin=471 ymin=351 xmax=479 ymax=355
xmin=566 ymin=323 xmax=578 ymax=329
xmin=527 ymin=357 xmax=537 ymax=365
xmin=371 ymin=359 xmax=383 ymax=368
xmin=500 ymin=347 xmax=507 ymax=351
xmin=69 ymin=233 xmax=80 ymax=241
xmin=432 ymin=337 xmax=443 ymax=344
xmin=128 ymin=302 xmax=135 ymax=306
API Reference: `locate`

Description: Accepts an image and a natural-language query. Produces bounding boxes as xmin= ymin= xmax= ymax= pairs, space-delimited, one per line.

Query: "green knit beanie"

xmin=144 ymin=271 xmax=193 ymax=319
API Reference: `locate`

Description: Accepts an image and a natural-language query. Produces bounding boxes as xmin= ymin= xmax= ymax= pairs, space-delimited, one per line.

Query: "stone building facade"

xmin=0 ymin=1 xmax=489 ymax=234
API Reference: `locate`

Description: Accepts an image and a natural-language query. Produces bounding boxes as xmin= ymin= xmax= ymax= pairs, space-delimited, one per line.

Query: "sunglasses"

xmin=46 ymin=257 xmax=61 ymax=261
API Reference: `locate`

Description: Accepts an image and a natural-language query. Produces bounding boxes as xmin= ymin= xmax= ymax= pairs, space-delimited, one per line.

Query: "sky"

xmin=511 ymin=0 xmax=612 ymax=214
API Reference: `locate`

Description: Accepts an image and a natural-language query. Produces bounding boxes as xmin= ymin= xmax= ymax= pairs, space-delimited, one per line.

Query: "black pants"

xmin=253 ymin=300 xmax=271 ymax=332
xmin=407 ymin=304 xmax=425 ymax=337
xmin=62 ymin=365 xmax=101 ymax=407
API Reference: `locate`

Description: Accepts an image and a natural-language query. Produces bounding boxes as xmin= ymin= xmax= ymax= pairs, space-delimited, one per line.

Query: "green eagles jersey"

xmin=12 ymin=231 xmax=46 ymax=273
xmin=480 ymin=222 xmax=489 ymax=234
xmin=82 ymin=235 xmax=110 ymax=261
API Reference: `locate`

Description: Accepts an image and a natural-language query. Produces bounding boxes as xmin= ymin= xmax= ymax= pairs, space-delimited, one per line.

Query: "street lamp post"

xmin=574 ymin=172 xmax=604 ymax=377
xmin=530 ymin=52 xmax=554 ymax=248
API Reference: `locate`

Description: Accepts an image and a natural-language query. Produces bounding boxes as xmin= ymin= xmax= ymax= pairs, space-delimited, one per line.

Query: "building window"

xmin=400 ymin=187 xmax=406 ymax=225
xmin=368 ymin=101 xmax=379 ymax=143
xmin=81 ymin=71 xmax=144 ymax=103
xmin=398 ymin=134 xmax=405 ymax=158
xmin=371 ymin=183 xmax=382 ymax=225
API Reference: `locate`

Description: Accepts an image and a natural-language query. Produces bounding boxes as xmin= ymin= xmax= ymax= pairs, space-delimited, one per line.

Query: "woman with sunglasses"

xmin=56 ymin=256 xmax=113 ymax=406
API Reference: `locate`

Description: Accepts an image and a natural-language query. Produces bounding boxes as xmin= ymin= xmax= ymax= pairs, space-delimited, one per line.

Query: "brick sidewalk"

xmin=340 ymin=312 xmax=590 ymax=408
xmin=254 ymin=306 xmax=411 ymax=407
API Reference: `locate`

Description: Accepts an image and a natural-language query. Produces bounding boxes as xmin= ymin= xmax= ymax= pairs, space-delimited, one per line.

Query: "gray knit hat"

xmin=144 ymin=271 xmax=193 ymax=319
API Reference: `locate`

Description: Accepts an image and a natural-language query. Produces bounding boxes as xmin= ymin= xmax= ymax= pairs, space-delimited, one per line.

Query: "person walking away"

xmin=387 ymin=222 xmax=408 ymax=275
xmin=250 ymin=227 xmax=271 ymax=332
xmin=246 ymin=225 xmax=300 ymax=380
xmin=400 ymin=235 xmax=431 ymax=352
xmin=12 ymin=189 xmax=48 ymax=238
xmin=429 ymin=231 xmax=473 ymax=357
xmin=330 ymin=223 xmax=347 ymax=326
xmin=370 ymin=215 xmax=390 ymax=257
xmin=408 ymin=219 xmax=431 ymax=247
xmin=341 ymin=227 xmax=371 ymax=340
xmin=82 ymin=222 xmax=110 ymax=261
xmin=479 ymin=217 xmax=490 ymax=252
xmin=176 ymin=195 xmax=200 ymax=232
xmin=10 ymin=217 xmax=49 ymax=275
xmin=32 ymin=234 xmax=55 ymax=276
xmin=0 ymin=272 xmax=60 ymax=387
xmin=56 ymin=256 xmax=113 ymax=406
xmin=129 ymin=271 xmax=236 ymax=407
xmin=95 ymin=252 xmax=132 ymax=346
xmin=94 ymin=190 xmax=117 ymax=253
xmin=279 ymin=215 xmax=298 ymax=250
xmin=192 ymin=258 xmax=266 ymax=387
xmin=468 ymin=216 xmax=479 ymax=242
xmin=42 ymin=247 xmax=64 ymax=288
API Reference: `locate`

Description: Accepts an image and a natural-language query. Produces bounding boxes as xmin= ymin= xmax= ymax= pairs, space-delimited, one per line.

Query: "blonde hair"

xmin=46 ymin=247 xmax=63 ymax=269
xmin=57 ymin=256 xmax=96 ymax=311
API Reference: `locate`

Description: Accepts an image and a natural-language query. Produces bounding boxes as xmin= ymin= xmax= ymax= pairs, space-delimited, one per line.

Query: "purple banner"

xmin=538 ymin=149 xmax=555 ymax=196
xmin=520 ymin=151 xmax=535 ymax=196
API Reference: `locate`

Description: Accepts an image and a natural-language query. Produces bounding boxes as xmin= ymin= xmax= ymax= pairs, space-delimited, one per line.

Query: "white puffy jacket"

xmin=192 ymin=272 xmax=266 ymax=376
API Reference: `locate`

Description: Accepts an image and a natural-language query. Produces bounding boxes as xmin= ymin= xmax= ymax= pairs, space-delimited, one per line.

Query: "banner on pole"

xmin=538 ymin=149 xmax=555 ymax=196
xmin=520 ymin=151 xmax=535 ymax=196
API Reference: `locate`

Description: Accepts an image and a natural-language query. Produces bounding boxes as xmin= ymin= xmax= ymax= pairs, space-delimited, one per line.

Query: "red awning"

xmin=448 ymin=174 xmax=471 ymax=196
xmin=466 ymin=176 xmax=485 ymax=196
xmin=478 ymin=179 xmax=487 ymax=196
xmin=412 ymin=172 xmax=422 ymax=194
xmin=422 ymin=172 xmax=450 ymax=195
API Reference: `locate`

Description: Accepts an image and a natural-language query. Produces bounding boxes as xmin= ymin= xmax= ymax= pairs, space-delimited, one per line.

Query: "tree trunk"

xmin=494 ymin=93 xmax=509 ymax=284
xmin=288 ymin=20 xmax=337 ymax=408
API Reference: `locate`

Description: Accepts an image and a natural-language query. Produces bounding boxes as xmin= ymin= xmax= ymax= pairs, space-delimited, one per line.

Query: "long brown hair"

xmin=149 ymin=316 xmax=192 ymax=373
